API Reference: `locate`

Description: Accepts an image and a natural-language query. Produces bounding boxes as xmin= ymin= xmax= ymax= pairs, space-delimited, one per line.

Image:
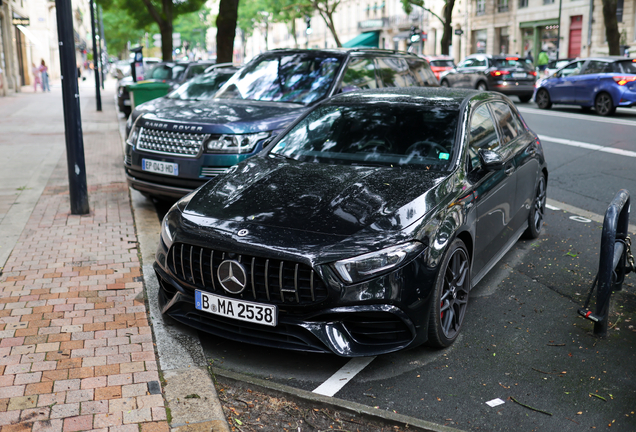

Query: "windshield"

xmin=616 ymin=60 xmax=636 ymax=74
xmin=430 ymin=60 xmax=455 ymax=68
xmin=147 ymin=64 xmax=188 ymax=81
xmin=215 ymin=54 xmax=342 ymax=105
xmin=167 ymin=70 xmax=237 ymax=100
xmin=493 ymin=58 xmax=533 ymax=71
xmin=269 ymin=104 xmax=459 ymax=169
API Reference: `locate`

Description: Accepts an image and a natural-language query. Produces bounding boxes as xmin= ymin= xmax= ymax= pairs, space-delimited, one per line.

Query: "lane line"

xmin=313 ymin=356 xmax=376 ymax=397
xmin=518 ymin=106 xmax=636 ymax=127
xmin=538 ymin=135 xmax=636 ymax=158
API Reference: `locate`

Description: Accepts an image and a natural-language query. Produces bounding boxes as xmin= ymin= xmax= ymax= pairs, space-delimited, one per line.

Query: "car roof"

xmin=323 ymin=87 xmax=490 ymax=109
xmin=584 ymin=56 xmax=635 ymax=62
xmin=264 ymin=47 xmax=422 ymax=59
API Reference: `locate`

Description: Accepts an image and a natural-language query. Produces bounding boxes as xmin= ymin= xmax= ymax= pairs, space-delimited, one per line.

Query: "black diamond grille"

xmin=168 ymin=243 xmax=328 ymax=305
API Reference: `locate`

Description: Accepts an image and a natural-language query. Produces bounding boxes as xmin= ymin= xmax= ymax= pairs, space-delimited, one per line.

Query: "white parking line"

xmin=538 ymin=135 xmax=636 ymax=158
xmin=313 ymin=356 xmax=376 ymax=397
xmin=517 ymin=106 xmax=636 ymax=127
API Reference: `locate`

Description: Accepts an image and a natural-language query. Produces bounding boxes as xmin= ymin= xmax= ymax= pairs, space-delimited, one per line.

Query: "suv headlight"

xmin=126 ymin=116 xmax=143 ymax=146
xmin=204 ymin=132 xmax=269 ymax=154
xmin=332 ymin=242 xmax=425 ymax=284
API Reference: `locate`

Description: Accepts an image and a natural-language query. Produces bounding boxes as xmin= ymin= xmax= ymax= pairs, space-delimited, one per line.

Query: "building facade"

xmin=0 ymin=0 xmax=94 ymax=96
xmin=238 ymin=0 xmax=635 ymax=64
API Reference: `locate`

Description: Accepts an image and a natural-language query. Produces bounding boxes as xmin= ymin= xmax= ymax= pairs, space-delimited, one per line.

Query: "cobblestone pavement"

xmin=0 ymin=81 xmax=170 ymax=432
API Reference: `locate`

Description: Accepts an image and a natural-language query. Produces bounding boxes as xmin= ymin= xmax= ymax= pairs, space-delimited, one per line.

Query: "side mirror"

xmin=478 ymin=149 xmax=504 ymax=171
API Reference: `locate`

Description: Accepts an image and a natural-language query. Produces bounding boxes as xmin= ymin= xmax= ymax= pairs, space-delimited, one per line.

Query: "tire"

xmin=440 ymin=79 xmax=450 ymax=87
xmin=523 ymin=174 xmax=547 ymax=239
xmin=476 ymin=81 xmax=488 ymax=91
xmin=427 ymin=239 xmax=471 ymax=348
xmin=581 ymin=106 xmax=592 ymax=113
xmin=535 ymin=88 xmax=552 ymax=109
xmin=518 ymin=95 xmax=532 ymax=103
xmin=595 ymin=92 xmax=616 ymax=116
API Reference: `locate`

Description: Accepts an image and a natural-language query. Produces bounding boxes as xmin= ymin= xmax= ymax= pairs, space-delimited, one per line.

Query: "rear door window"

xmin=490 ymin=102 xmax=524 ymax=145
xmin=340 ymin=57 xmax=378 ymax=92
xmin=582 ymin=61 xmax=610 ymax=74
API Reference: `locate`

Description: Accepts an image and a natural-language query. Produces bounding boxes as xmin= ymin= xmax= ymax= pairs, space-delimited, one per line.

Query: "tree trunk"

xmin=161 ymin=0 xmax=173 ymax=61
xmin=290 ymin=20 xmax=298 ymax=48
xmin=602 ymin=0 xmax=621 ymax=55
xmin=216 ymin=0 xmax=240 ymax=63
xmin=440 ymin=0 xmax=455 ymax=55
xmin=318 ymin=11 xmax=341 ymax=47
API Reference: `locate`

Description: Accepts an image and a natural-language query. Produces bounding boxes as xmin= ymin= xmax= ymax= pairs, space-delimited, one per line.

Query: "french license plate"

xmin=195 ymin=290 xmax=277 ymax=326
xmin=512 ymin=72 xmax=527 ymax=79
xmin=142 ymin=159 xmax=179 ymax=176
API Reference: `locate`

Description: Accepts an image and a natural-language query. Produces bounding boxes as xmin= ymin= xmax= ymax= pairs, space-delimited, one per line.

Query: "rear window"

xmin=430 ymin=60 xmax=455 ymax=68
xmin=492 ymin=58 xmax=533 ymax=71
xmin=616 ymin=60 xmax=636 ymax=74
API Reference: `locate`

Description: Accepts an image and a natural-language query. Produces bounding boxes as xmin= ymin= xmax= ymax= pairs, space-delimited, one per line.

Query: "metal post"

xmin=89 ymin=0 xmax=102 ymax=111
xmin=556 ymin=0 xmax=563 ymax=60
xmin=54 ymin=0 xmax=90 ymax=215
xmin=98 ymin=5 xmax=106 ymax=89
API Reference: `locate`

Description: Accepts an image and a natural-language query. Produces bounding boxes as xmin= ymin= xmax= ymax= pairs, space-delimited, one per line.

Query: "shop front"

xmin=519 ymin=19 xmax=560 ymax=62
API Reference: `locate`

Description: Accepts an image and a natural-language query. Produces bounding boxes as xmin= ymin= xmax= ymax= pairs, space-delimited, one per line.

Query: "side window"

xmin=558 ymin=60 xmax=584 ymax=77
xmin=490 ymin=102 xmax=523 ymax=145
xmin=468 ymin=105 xmax=499 ymax=170
xmin=375 ymin=57 xmax=415 ymax=88
xmin=472 ymin=58 xmax=487 ymax=67
xmin=583 ymin=61 xmax=607 ymax=75
xmin=458 ymin=58 xmax=475 ymax=68
xmin=406 ymin=59 xmax=438 ymax=86
xmin=340 ymin=57 xmax=378 ymax=92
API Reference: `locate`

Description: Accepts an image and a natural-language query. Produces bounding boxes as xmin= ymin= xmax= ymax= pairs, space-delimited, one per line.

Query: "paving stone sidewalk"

xmin=0 ymin=83 xmax=170 ymax=432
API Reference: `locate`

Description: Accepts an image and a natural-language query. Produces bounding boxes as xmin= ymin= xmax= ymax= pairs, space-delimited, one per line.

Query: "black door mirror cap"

xmin=478 ymin=149 xmax=505 ymax=171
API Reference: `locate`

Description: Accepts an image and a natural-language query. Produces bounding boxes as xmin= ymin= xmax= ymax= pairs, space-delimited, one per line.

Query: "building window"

xmin=519 ymin=0 xmax=528 ymax=8
xmin=543 ymin=0 xmax=555 ymax=4
xmin=476 ymin=0 xmax=486 ymax=15
xmin=498 ymin=0 xmax=509 ymax=13
xmin=473 ymin=29 xmax=487 ymax=53
xmin=617 ymin=0 xmax=624 ymax=23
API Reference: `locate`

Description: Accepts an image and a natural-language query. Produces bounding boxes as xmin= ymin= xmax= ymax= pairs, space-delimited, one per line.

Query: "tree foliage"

xmin=401 ymin=0 xmax=455 ymax=55
xmin=98 ymin=0 xmax=207 ymax=61
xmin=101 ymin=7 xmax=149 ymax=57
xmin=173 ymin=6 xmax=211 ymax=51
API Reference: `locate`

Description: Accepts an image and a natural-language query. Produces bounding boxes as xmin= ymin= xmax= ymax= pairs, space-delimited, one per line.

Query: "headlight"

xmin=332 ymin=242 xmax=425 ymax=284
xmin=204 ymin=132 xmax=269 ymax=154
xmin=160 ymin=214 xmax=177 ymax=249
xmin=126 ymin=116 xmax=143 ymax=146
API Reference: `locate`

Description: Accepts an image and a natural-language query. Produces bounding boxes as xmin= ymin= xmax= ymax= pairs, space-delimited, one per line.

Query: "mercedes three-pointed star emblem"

xmin=217 ymin=260 xmax=247 ymax=294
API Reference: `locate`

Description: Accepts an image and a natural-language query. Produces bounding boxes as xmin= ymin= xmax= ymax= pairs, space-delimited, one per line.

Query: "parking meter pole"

xmin=594 ymin=189 xmax=630 ymax=337
xmin=54 ymin=0 xmax=90 ymax=215
xmin=89 ymin=0 xmax=102 ymax=111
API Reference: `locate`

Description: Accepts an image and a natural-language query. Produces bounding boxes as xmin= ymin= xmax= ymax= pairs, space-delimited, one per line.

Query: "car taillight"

xmin=529 ymin=71 xmax=537 ymax=77
xmin=612 ymin=76 xmax=636 ymax=86
xmin=490 ymin=70 xmax=510 ymax=77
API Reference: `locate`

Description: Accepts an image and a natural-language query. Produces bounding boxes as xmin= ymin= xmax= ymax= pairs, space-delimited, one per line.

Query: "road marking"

xmin=538 ymin=135 xmax=636 ymax=158
xmin=313 ymin=356 xmax=376 ymax=397
xmin=518 ymin=106 xmax=636 ymax=127
xmin=570 ymin=215 xmax=592 ymax=223
xmin=547 ymin=198 xmax=636 ymax=234
xmin=545 ymin=204 xmax=561 ymax=211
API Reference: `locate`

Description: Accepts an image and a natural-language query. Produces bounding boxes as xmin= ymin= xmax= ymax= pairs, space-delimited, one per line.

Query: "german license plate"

xmin=512 ymin=72 xmax=527 ymax=79
xmin=142 ymin=159 xmax=179 ymax=176
xmin=195 ymin=290 xmax=277 ymax=326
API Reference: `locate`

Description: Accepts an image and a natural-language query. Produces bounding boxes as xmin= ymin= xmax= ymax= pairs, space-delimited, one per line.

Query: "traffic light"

xmin=305 ymin=16 xmax=312 ymax=35
xmin=409 ymin=26 xmax=420 ymax=44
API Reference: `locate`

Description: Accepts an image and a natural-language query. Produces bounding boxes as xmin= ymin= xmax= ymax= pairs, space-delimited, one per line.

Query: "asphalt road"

xmin=149 ymin=100 xmax=636 ymax=431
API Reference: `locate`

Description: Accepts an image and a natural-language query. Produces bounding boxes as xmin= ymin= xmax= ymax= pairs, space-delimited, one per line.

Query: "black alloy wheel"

xmin=523 ymin=174 xmax=547 ymax=239
xmin=440 ymin=80 xmax=449 ymax=87
xmin=428 ymin=239 xmax=470 ymax=348
xmin=476 ymin=81 xmax=488 ymax=91
xmin=595 ymin=92 xmax=616 ymax=116
xmin=536 ymin=89 xmax=552 ymax=109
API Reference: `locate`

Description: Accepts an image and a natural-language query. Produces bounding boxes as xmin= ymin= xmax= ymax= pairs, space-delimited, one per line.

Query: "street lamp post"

xmin=556 ymin=0 xmax=563 ymax=60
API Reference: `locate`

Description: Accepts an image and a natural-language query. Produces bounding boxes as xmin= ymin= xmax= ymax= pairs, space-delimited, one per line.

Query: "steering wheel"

xmin=406 ymin=141 xmax=448 ymax=158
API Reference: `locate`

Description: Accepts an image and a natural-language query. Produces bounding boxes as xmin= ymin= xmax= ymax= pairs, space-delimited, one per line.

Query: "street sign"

xmin=12 ymin=17 xmax=30 ymax=26
xmin=454 ymin=29 xmax=464 ymax=35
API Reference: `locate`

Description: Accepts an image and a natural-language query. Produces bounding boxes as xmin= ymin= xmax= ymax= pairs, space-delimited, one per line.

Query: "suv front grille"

xmin=201 ymin=167 xmax=229 ymax=178
xmin=136 ymin=127 xmax=210 ymax=158
xmin=168 ymin=243 xmax=328 ymax=305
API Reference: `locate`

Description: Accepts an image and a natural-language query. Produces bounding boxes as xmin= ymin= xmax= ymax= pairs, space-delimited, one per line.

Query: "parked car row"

xmin=121 ymin=47 xmax=548 ymax=357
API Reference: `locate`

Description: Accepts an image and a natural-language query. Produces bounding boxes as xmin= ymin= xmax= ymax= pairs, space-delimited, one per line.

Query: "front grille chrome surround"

xmin=200 ymin=167 xmax=230 ymax=178
xmin=168 ymin=243 xmax=328 ymax=306
xmin=136 ymin=127 xmax=210 ymax=158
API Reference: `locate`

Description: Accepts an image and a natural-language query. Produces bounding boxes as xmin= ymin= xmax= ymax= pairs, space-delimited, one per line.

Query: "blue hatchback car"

xmin=534 ymin=57 xmax=636 ymax=116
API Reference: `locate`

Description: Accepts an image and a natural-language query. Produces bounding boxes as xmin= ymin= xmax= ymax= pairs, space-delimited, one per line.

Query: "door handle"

xmin=505 ymin=166 xmax=515 ymax=176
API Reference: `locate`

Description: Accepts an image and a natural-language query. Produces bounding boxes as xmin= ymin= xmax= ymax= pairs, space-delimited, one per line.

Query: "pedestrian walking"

xmin=526 ymin=50 xmax=534 ymax=64
xmin=31 ymin=63 xmax=41 ymax=91
xmin=39 ymin=59 xmax=50 ymax=91
xmin=537 ymin=50 xmax=549 ymax=71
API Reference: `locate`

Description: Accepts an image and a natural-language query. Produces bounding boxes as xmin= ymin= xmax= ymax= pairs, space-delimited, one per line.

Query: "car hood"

xmin=182 ymin=156 xmax=448 ymax=243
xmin=136 ymin=98 xmax=308 ymax=134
